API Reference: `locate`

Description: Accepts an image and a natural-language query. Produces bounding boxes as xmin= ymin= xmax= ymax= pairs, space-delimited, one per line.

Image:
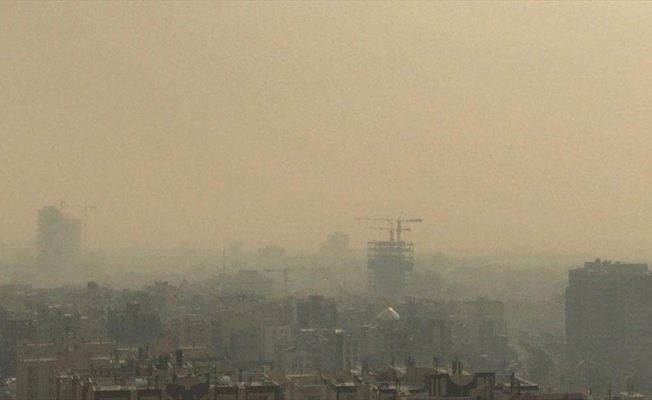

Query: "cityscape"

xmin=3 ymin=2 xmax=652 ymax=400
xmin=0 ymin=206 xmax=649 ymax=400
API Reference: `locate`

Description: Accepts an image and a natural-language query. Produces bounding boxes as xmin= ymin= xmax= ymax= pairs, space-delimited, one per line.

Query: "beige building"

xmin=16 ymin=335 xmax=117 ymax=400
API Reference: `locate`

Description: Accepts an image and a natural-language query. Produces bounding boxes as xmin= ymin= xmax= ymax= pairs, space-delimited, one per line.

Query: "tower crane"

xmin=364 ymin=223 xmax=400 ymax=242
xmin=395 ymin=217 xmax=422 ymax=242
xmin=355 ymin=214 xmax=422 ymax=242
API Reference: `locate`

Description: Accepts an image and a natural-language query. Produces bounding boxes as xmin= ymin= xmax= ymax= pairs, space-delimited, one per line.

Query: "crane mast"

xmin=355 ymin=215 xmax=422 ymax=242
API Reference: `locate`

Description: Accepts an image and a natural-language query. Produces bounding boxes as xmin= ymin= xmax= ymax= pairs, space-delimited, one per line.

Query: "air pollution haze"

xmin=2 ymin=2 xmax=652 ymax=258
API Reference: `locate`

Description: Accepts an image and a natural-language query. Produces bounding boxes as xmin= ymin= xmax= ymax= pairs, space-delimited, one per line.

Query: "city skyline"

xmin=3 ymin=3 xmax=652 ymax=398
xmin=3 ymin=3 xmax=652 ymax=257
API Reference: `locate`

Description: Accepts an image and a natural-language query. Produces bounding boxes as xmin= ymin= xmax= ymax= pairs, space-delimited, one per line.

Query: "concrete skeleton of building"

xmin=357 ymin=217 xmax=422 ymax=298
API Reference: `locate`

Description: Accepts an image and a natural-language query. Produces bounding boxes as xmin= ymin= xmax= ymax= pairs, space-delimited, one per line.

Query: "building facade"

xmin=566 ymin=259 xmax=652 ymax=369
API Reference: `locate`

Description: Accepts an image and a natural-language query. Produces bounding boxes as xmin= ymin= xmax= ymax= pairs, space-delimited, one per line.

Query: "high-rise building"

xmin=319 ymin=232 xmax=350 ymax=266
xmin=367 ymin=240 xmax=414 ymax=298
xmin=36 ymin=206 xmax=82 ymax=270
xmin=358 ymin=216 xmax=422 ymax=298
xmin=566 ymin=259 xmax=652 ymax=368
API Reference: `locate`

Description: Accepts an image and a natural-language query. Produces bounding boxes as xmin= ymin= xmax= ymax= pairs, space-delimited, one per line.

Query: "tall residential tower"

xmin=566 ymin=259 xmax=652 ymax=369
xmin=36 ymin=206 xmax=82 ymax=271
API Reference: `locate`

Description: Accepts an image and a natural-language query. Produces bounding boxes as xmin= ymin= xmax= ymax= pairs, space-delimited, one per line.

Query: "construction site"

xmin=356 ymin=215 xmax=422 ymax=298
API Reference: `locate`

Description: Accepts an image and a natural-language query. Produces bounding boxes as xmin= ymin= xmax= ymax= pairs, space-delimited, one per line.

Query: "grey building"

xmin=566 ymin=259 xmax=652 ymax=368
xmin=36 ymin=206 xmax=82 ymax=271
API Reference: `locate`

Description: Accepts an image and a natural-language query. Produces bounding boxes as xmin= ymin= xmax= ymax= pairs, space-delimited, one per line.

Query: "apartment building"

xmin=566 ymin=259 xmax=652 ymax=368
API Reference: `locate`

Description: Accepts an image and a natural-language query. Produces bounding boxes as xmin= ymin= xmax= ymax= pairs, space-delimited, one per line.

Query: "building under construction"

xmin=357 ymin=216 xmax=422 ymax=298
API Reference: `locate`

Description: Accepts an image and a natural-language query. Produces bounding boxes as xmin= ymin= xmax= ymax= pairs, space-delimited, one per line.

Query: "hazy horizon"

xmin=3 ymin=2 xmax=652 ymax=259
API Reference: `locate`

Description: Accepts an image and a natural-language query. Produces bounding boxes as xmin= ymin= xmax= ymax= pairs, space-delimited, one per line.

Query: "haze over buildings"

xmin=2 ymin=3 xmax=652 ymax=257
xmin=5 ymin=3 xmax=652 ymax=400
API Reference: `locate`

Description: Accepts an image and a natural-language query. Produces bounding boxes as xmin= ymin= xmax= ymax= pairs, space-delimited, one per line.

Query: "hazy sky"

xmin=2 ymin=2 xmax=652 ymax=257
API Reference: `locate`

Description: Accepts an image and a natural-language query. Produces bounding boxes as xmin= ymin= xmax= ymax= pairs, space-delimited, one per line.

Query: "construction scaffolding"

xmin=367 ymin=240 xmax=414 ymax=298
xmin=356 ymin=215 xmax=421 ymax=298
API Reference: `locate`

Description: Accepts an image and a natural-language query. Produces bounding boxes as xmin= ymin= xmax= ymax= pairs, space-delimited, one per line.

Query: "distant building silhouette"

xmin=319 ymin=232 xmax=350 ymax=266
xmin=211 ymin=270 xmax=274 ymax=297
xmin=296 ymin=295 xmax=338 ymax=328
xmin=566 ymin=258 xmax=651 ymax=369
xmin=36 ymin=206 xmax=81 ymax=271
